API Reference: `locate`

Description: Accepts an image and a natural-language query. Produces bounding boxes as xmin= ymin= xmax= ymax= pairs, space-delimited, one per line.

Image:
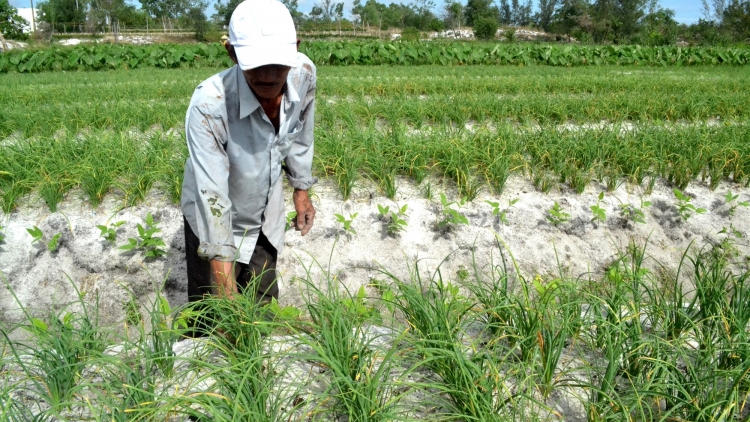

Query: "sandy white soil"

xmin=1 ymin=174 xmax=748 ymax=327
xmin=1 ymin=174 xmax=749 ymax=420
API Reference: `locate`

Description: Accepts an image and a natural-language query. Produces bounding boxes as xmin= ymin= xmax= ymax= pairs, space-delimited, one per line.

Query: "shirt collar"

xmin=238 ymin=66 xmax=300 ymax=119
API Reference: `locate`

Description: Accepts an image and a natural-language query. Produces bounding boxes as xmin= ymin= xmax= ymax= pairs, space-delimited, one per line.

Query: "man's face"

xmin=242 ymin=65 xmax=292 ymax=100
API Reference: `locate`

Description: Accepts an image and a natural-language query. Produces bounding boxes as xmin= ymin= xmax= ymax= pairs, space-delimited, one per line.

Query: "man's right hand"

xmin=293 ymin=189 xmax=316 ymax=236
xmin=210 ymin=260 xmax=237 ymax=298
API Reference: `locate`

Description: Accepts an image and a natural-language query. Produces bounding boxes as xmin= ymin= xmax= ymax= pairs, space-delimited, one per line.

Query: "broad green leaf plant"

xmin=377 ymin=203 xmax=409 ymax=235
xmin=547 ymin=201 xmax=571 ymax=226
xmin=96 ymin=221 xmax=125 ymax=244
xmin=334 ymin=212 xmax=358 ymax=236
xmin=673 ymin=188 xmax=707 ymax=221
xmin=26 ymin=226 xmax=61 ymax=252
xmin=119 ymin=212 xmax=166 ymax=258
xmin=438 ymin=193 xmax=469 ymax=229
xmin=485 ymin=198 xmax=519 ymax=225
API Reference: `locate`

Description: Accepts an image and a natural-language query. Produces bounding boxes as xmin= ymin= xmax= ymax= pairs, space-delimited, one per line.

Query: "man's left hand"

xmin=292 ymin=189 xmax=316 ymax=236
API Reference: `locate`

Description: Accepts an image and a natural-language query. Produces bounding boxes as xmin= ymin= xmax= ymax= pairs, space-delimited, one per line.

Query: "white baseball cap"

xmin=229 ymin=0 xmax=298 ymax=70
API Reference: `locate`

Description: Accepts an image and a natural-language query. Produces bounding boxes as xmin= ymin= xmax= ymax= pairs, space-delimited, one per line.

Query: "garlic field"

xmin=1 ymin=61 xmax=749 ymax=421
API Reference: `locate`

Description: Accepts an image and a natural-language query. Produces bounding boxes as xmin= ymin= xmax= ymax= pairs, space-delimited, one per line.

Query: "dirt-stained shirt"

xmin=181 ymin=53 xmax=317 ymax=263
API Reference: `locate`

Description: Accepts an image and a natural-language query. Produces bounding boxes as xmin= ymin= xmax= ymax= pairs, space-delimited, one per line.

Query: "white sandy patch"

xmin=1 ymin=174 xmax=748 ymax=330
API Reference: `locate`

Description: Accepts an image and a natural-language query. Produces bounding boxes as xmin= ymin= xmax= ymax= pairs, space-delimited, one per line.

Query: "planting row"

xmin=2 ymin=66 xmax=750 ymax=139
xmin=1 ymin=123 xmax=748 ymax=213
xmin=1 ymin=240 xmax=749 ymax=420
xmin=6 ymin=184 xmax=744 ymax=261
xmin=2 ymin=42 xmax=750 ymax=74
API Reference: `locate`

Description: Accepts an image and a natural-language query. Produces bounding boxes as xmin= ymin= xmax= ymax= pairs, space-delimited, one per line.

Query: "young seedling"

xmin=285 ymin=211 xmax=297 ymax=231
xmin=724 ymin=190 xmax=749 ymax=216
xmin=334 ymin=212 xmax=358 ymax=235
xmin=96 ymin=221 xmax=125 ymax=244
xmin=27 ymin=226 xmax=43 ymax=243
xmin=370 ymin=278 xmax=396 ymax=313
xmin=119 ymin=212 xmax=166 ymax=258
xmin=421 ymin=181 xmax=434 ymax=200
xmin=341 ymin=285 xmax=382 ymax=324
xmin=673 ymin=188 xmax=706 ymax=221
xmin=590 ymin=192 xmax=606 ymax=224
xmin=438 ymin=193 xmax=469 ymax=228
xmin=718 ymin=223 xmax=743 ymax=239
xmin=377 ymin=203 xmax=409 ymax=235
xmin=619 ymin=198 xmax=652 ymax=224
xmin=485 ymin=198 xmax=519 ymax=225
xmin=26 ymin=226 xmax=61 ymax=251
xmin=716 ymin=223 xmax=744 ymax=265
xmin=546 ymin=201 xmax=570 ymax=227
xmin=47 ymin=233 xmax=62 ymax=252
xmin=0 ymin=223 xmax=5 ymax=243
xmin=265 ymin=298 xmax=302 ymax=323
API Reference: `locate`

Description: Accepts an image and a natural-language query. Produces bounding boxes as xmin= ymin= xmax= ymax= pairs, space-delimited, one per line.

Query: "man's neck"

xmin=252 ymin=85 xmax=285 ymax=133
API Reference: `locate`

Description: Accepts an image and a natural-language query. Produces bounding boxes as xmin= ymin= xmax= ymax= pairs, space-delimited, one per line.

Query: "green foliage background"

xmin=1 ymin=41 xmax=749 ymax=73
xmin=0 ymin=0 xmax=28 ymax=41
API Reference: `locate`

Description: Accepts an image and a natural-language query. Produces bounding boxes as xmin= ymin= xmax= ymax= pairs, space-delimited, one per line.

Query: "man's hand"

xmin=210 ymin=260 xmax=237 ymax=298
xmin=292 ymin=189 xmax=316 ymax=236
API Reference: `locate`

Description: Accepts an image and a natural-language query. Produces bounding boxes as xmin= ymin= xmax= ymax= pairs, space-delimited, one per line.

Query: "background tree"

xmin=185 ymin=3 xmax=207 ymax=39
xmin=310 ymin=0 xmax=338 ymax=22
xmin=0 ymin=0 xmax=28 ymax=40
xmin=617 ymin=0 xmax=649 ymax=39
xmin=473 ymin=14 xmax=498 ymax=38
xmin=444 ymin=0 xmax=463 ymax=29
xmin=722 ymin=0 xmax=750 ymax=39
xmin=214 ymin=0 xmax=240 ymax=26
xmin=408 ymin=0 xmax=439 ymax=30
xmin=140 ymin=0 xmax=203 ymax=31
xmin=535 ymin=0 xmax=560 ymax=30
xmin=586 ymin=0 xmax=650 ymax=42
xmin=88 ymin=0 xmax=134 ymax=34
xmin=281 ymin=0 xmax=302 ymax=26
xmin=355 ymin=0 xmax=383 ymax=30
xmin=510 ymin=0 xmax=533 ymax=26
xmin=334 ymin=1 xmax=344 ymax=32
xmin=702 ymin=0 xmax=727 ymax=21
xmin=464 ymin=0 xmax=499 ymax=26
xmin=640 ymin=6 xmax=678 ymax=45
xmin=550 ymin=0 xmax=590 ymax=40
xmin=36 ymin=0 xmax=86 ymax=32
xmin=498 ymin=0 xmax=511 ymax=24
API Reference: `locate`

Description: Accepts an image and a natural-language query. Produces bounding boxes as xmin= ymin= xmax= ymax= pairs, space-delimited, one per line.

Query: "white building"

xmin=16 ymin=7 xmax=37 ymax=33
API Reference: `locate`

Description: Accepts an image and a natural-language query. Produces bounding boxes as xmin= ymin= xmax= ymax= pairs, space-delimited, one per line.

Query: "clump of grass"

xmin=167 ymin=277 xmax=299 ymax=421
xmin=294 ymin=271 xmax=408 ymax=421
xmin=382 ymin=260 xmax=518 ymax=420
xmin=1 ymin=278 xmax=110 ymax=411
xmin=1 ymin=239 xmax=749 ymax=420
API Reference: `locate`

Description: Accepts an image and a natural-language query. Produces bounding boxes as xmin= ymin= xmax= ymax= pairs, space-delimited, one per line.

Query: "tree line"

xmin=1 ymin=0 xmax=210 ymax=39
xmin=1 ymin=0 xmax=749 ymax=46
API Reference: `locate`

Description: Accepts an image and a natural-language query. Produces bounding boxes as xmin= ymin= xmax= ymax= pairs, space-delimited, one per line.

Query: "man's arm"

xmin=185 ymin=94 xmax=238 ymax=293
xmin=286 ymin=60 xmax=318 ymax=235
xmin=210 ymin=260 xmax=237 ymax=298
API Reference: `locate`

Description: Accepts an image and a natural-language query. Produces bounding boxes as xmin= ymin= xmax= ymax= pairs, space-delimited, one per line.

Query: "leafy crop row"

xmin=0 ymin=44 xmax=233 ymax=73
xmin=1 ymin=42 xmax=749 ymax=74
xmin=305 ymin=41 xmax=750 ymax=66
xmin=2 ymin=66 xmax=749 ymax=140
xmin=1 ymin=122 xmax=747 ymax=213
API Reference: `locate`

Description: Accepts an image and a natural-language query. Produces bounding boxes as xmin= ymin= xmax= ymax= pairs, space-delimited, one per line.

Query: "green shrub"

xmin=428 ymin=18 xmax=445 ymax=32
xmin=473 ymin=16 xmax=498 ymax=40
xmin=400 ymin=26 xmax=420 ymax=41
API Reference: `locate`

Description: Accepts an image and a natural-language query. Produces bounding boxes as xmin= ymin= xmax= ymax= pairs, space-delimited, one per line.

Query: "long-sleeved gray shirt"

xmin=181 ymin=53 xmax=317 ymax=264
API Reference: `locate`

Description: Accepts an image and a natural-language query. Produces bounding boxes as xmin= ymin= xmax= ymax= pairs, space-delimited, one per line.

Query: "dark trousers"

xmin=184 ymin=217 xmax=279 ymax=304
